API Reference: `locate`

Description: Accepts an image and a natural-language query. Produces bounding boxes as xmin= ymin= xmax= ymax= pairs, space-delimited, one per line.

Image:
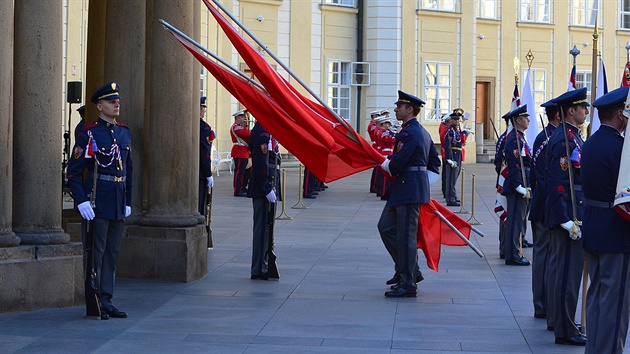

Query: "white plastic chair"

xmin=211 ymin=145 xmax=233 ymax=176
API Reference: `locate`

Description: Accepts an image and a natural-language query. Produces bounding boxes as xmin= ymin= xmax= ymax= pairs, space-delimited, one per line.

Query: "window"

xmin=478 ymin=0 xmax=497 ymax=19
xmin=575 ymin=71 xmax=593 ymax=102
xmin=327 ymin=60 xmax=351 ymax=120
xmin=424 ymin=62 xmax=451 ymax=122
xmin=324 ymin=0 xmax=354 ymax=7
xmin=523 ymin=68 xmax=547 ymax=117
xmin=520 ymin=0 xmax=550 ymax=23
xmin=572 ymin=0 xmax=599 ymax=26
xmin=421 ymin=0 xmax=456 ymax=12
xmin=621 ymin=0 xmax=630 ymax=29
xmin=200 ymin=68 xmax=206 ymax=99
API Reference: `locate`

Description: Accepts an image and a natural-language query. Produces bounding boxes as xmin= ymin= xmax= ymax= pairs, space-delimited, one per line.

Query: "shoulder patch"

xmin=559 ymin=156 xmax=569 ymax=171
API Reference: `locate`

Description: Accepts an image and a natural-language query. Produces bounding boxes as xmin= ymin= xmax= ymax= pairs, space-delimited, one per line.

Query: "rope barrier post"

xmin=456 ymin=167 xmax=470 ymax=214
xmin=467 ymin=174 xmax=482 ymax=225
xmin=292 ymin=164 xmax=308 ymax=209
xmin=276 ymin=168 xmax=293 ymax=220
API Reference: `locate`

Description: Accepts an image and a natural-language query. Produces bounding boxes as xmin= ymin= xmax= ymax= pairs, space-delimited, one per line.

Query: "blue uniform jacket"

xmin=545 ymin=122 xmax=584 ymax=227
xmin=67 ymin=117 xmax=133 ymax=220
xmin=199 ymin=118 xmax=214 ymax=179
xmin=494 ymin=129 xmax=509 ymax=175
xmin=247 ymin=122 xmax=279 ymax=198
xmin=444 ymin=125 xmax=463 ymax=163
xmin=528 ymin=124 xmax=556 ymax=222
xmin=581 ymin=125 xmax=630 ymax=253
xmin=501 ymin=129 xmax=531 ymax=195
xmin=385 ymin=118 xmax=440 ymax=207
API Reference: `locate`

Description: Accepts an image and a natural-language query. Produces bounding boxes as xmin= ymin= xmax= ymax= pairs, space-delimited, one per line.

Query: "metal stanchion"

xmin=276 ymin=168 xmax=293 ymax=220
xmin=466 ymin=174 xmax=482 ymax=225
xmin=292 ymin=164 xmax=308 ymax=209
xmin=455 ymin=167 xmax=470 ymax=214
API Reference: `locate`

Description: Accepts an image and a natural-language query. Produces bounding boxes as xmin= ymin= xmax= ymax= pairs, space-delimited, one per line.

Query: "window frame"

xmin=621 ymin=0 xmax=630 ymax=29
xmin=477 ymin=0 xmax=497 ymax=19
xmin=423 ymin=61 xmax=452 ymax=123
xmin=519 ymin=0 xmax=551 ymax=23
xmin=327 ymin=59 xmax=352 ymax=121
xmin=324 ymin=0 xmax=355 ymax=7
xmin=421 ymin=0 xmax=456 ymax=12
xmin=572 ymin=0 xmax=600 ymax=27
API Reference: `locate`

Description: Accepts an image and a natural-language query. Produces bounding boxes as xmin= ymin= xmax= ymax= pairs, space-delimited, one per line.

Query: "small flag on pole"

xmin=622 ymin=62 xmax=630 ymax=88
xmin=568 ymin=64 xmax=577 ymax=91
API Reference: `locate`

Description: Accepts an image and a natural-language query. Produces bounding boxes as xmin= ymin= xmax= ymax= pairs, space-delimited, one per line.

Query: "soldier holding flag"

xmin=545 ymin=88 xmax=588 ymax=346
xmin=582 ymin=86 xmax=630 ymax=354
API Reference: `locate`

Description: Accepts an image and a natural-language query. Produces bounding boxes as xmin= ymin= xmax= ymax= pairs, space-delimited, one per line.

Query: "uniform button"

xmin=111 ymin=130 xmax=114 ymax=133
xmin=578 ymin=200 xmax=583 ymax=205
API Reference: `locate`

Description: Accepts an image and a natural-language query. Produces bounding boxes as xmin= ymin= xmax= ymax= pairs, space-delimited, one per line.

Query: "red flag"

xmin=417 ymin=199 xmax=472 ymax=272
xmin=195 ymin=0 xmax=384 ymax=182
xmin=622 ymin=62 xmax=630 ymax=87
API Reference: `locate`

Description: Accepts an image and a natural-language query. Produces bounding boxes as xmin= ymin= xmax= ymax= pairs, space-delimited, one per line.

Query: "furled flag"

xmin=417 ymin=199 xmax=473 ymax=271
xmin=84 ymin=132 xmax=97 ymax=159
xmin=615 ymin=86 xmax=630 ymax=220
xmin=521 ymin=69 xmax=539 ymax=148
xmin=510 ymin=82 xmax=521 ymax=111
xmin=568 ymin=64 xmax=577 ymax=91
xmin=622 ymin=62 xmax=630 ymax=87
xmin=590 ymin=60 xmax=608 ymax=135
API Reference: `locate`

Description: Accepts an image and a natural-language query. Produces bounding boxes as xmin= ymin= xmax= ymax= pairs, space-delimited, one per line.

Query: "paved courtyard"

xmin=0 ymin=163 xmax=596 ymax=353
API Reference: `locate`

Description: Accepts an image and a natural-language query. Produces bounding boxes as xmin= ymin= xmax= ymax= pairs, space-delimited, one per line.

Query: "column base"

xmin=118 ymin=224 xmax=207 ymax=282
xmin=0 ymin=243 xmax=83 ymax=312
xmin=0 ymin=231 xmax=20 ymax=247
xmin=14 ymin=228 xmax=70 ymax=245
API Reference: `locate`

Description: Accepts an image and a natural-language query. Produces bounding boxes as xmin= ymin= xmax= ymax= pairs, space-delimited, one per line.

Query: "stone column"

xmin=141 ymin=0 xmax=197 ymax=228
xmin=0 ymin=0 xmax=18 ymax=247
xmin=13 ymin=0 xmax=69 ymax=245
xmin=119 ymin=0 xmax=207 ymax=282
xmin=192 ymin=3 xmax=204 ymax=224
xmin=104 ymin=0 xmax=146 ymax=223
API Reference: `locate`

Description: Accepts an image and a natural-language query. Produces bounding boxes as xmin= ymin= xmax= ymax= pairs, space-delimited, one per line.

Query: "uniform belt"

xmin=574 ymin=185 xmax=582 ymax=192
xmin=382 ymin=148 xmax=393 ymax=152
xmin=584 ymin=198 xmax=614 ymax=208
xmin=97 ymin=174 xmax=126 ymax=182
xmin=233 ymin=142 xmax=248 ymax=147
xmin=451 ymin=147 xmax=462 ymax=151
xmin=404 ymin=166 xmax=427 ymax=172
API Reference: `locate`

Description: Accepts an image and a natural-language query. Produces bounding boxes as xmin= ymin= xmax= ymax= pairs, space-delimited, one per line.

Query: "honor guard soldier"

xmin=230 ymin=110 xmax=251 ymax=197
xmin=582 ymin=87 xmax=630 ymax=353
xmin=501 ymin=105 xmax=532 ymax=266
xmin=545 ymin=87 xmax=588 ymax=346
xmin=378 ymin=90 xmax=440 ymax=298
xmin=439 ymin=115 xmax=450 ymax=198
xmin=377 ymin=117 xmax=396 ymax=199
xmin=66 ymin=82 xmax=132 ymax=320
xmin=443 ymin=110 xmax=463 ymax=206
xmin=247 ymin=121 xmax=280 ymax=280
xmin=529 ymin=99 xmax=560 ymax=322
xmin=198 ymin=97 xmax=215 ymax=215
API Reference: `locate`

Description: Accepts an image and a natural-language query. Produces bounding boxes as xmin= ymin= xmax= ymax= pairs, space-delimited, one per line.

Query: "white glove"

xmin=428 ymin=171 xmax=440 ymax=186
xmin=266 ymin=190 xmax=277 ymax=203
xmin=561 ymin=221 xmax=582 ymax=240
xmin=447 ymin=159 xmax=455 ymax=167
xmin=380 ymin=158 xmax=391 ymax=175
xmin=77 ymin=201 xmax=95 ymax=220
xmin=207 ymin=176 xmax=214 ymax=188
xmin=515 ymin=185 xmax=528 ymax=198
xmin=125 ymin=206 xmax=131 ymax=218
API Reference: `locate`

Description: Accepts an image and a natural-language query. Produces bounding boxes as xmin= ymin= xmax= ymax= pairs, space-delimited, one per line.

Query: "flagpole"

xmin=208 ymin=0 xmax=355 ymax=135
xmin=587 ymin=20 xmax=600 ymax=138
xmin=159 ymin=19 xmax=266 ymax=93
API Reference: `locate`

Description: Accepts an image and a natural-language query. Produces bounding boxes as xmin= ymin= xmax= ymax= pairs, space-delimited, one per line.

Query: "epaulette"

xmin=116 ymin=121 xmax=130 ymax=129
xmin=83 ymin=121 xmax=99 ymax=130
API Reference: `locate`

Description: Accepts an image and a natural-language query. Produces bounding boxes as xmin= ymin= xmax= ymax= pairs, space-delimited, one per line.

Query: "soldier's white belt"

xmin=97 ymin=174 xmax=126 ymax=183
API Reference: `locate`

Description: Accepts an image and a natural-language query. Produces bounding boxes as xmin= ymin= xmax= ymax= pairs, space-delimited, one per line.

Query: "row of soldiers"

xmin=495 ymin=86 xmax=630 ymax=352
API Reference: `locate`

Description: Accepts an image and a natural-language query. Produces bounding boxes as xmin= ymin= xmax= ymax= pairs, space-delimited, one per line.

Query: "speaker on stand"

xmin=63 ymin=81 xmax=82 ymax=190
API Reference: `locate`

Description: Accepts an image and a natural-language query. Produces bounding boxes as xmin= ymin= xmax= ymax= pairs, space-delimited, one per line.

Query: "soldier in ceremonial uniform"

xmin=247 ymin=121 xmax=280 ymax=280
xmin=501 ymin=105 xmax=532 ymax=266
xmin=582 ymin=87 xmax=630 ymax=354
xmin=368 ymin=110 xmax=382 ymax=193
xmin=545 ymin=88 xmax=588 ymax=346
xmin=529 ymin=99 xmax=560 ymax=320
xmin=443 ymin=110 xmax=463 ymax=206
xmin=198 ymin=97 xmax=215 ymax=215
xmin=377 ymin=117 xmax=396 ymax=199
xmin=67 ymin=82 xmax=132 ymax=320
xmin=230 ymin=110 xmax=251 ymax=197
xmin=439 ymin=115 xmax=450 ymax=198
xmin=378 ymin=90 xmax=440 ymax=298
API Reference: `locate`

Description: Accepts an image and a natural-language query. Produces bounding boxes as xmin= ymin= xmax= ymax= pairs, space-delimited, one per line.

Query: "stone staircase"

xmin=476 ymin=139 xmax=497 ymax=163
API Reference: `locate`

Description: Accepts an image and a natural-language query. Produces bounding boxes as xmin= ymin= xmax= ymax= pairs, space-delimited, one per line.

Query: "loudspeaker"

xmin=67 ymin=81 xmax=82 ymax=104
